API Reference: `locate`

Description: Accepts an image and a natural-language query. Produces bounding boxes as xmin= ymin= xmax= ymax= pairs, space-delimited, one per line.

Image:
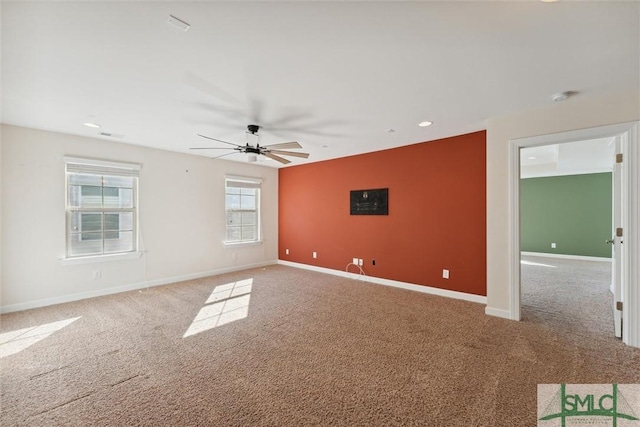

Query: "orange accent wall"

xmin=278 ymin=131 xmax=486 ymax=296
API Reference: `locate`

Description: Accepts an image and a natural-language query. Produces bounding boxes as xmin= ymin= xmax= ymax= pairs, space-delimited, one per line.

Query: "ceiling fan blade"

xmin=197 ymin=134 xmax=243 ymax=148
xmin=268 ymin=150 xmax=310 ymax=159
xmin=184 ymin=72 xmax=240 ymax=106
xmin=261 ymin=111 xmax=312 ymax=128
xmin=263 ymin=152 xmax=291 ymax=165
xmin=189 ymin=147 xmax=235 ymax=150
xmin=192 ymin=102 xmax=243 ymax=120
xmin=211 ymin=152 xmax=241 ymax=160
xmin=263 ymin=141 xmax=302 ymax=150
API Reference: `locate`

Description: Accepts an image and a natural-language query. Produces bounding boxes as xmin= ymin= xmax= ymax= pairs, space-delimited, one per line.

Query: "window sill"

xmin=223 ymin=240 xmax=263 ymax=248
xmin=59 ymin=251 xmax=144 ymax=266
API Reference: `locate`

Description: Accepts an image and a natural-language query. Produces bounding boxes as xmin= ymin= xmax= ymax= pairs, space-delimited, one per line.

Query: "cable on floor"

xmin=345 ymin=263 xmax=366 ymax=281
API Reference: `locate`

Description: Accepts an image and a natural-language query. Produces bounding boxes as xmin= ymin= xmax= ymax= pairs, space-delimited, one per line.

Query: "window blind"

xmin=225 ymin=176 xmax=261 ymax=189
xmin=64 ymin=157 xmax=140 ymax=177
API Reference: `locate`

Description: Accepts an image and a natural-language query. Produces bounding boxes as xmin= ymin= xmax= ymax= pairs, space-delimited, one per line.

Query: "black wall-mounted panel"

xmin=350 ymin=188 xmax=388 ymax=215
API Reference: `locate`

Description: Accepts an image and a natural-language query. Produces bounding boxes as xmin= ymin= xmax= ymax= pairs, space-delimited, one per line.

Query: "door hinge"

xmin=616 ymin=301 xmax=623 ymax=311
xmin=616 ymin=228 xmax=623 ymax=237
xmin=616 ymin=153 xmax=623 ymax=163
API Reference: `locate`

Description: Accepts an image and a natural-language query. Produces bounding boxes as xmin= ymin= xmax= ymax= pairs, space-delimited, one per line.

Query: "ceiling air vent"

xmin=100 ymin=132 xmax=124 ymax=139
xmin=167 ymin=15 xmax=190 ymax=32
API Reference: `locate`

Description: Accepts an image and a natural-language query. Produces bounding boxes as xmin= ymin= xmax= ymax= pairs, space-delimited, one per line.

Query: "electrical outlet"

xmin=551 ymin=243 xmax=556 ymax=248
xmin=358 ymin=259 xmax=363 ymax=266
xmin=313 ymin=252 xmax=317 ymax=259
xmin=442 ymin=269 xmax=449 ymax=279
xmin=92 ymin=270 xmax=101 ymax=280
xmin=353 ymin=257 xmax=358 ymax=265
xmin=285 ymin=249 xmax=289 ymax=255
xmin=372 ymin=259 xmax=376 ymax=266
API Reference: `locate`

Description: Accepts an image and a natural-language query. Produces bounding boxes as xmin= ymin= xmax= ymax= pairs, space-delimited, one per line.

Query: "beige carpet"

xmin=1 ymin=262 xmax=639 ymax=426
xmin=521 ymin=255 xmax=616 ymax=343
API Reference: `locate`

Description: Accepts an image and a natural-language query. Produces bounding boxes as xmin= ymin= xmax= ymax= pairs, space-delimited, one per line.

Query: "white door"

xmin=611 ymin=135 xmax=624 ymax=338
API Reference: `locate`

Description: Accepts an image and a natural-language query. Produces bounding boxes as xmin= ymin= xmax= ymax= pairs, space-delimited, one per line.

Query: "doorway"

xmin=509 ymin=122 xmax=639 ymax=347
xmin=519 ymin=138 xmax=616 ymax=337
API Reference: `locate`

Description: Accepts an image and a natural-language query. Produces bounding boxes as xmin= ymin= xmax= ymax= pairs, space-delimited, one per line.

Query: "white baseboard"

xmin=521 ymin=252 xmax=612 ymax=262
xmin=485 ymin=306 xmax=513 ymax=320
xmin=0 ymin=260 xmax=278 ymax=314
xmin=277 ymin=260 xmax=487 ymax=305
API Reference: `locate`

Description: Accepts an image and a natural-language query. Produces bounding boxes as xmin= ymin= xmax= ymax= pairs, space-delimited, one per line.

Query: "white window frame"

xmin=64 ymin=156 xmax=140 ymax=260
xmin=224 ymin=176 xmax=262 ymax=245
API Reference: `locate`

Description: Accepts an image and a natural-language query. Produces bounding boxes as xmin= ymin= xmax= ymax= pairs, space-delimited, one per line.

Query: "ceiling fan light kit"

xmin=190 ymin=124 xmax=310 ymax=165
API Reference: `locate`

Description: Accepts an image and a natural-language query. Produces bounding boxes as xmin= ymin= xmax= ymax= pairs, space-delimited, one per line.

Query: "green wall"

xmin=520 ymin=172 xmax=612 ymax=258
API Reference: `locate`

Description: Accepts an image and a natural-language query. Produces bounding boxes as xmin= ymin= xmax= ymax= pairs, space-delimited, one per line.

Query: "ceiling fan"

xmin=190 ymin=124 xmax=309 ymax=165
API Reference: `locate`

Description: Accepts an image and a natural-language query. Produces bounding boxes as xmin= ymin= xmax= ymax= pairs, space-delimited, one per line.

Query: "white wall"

xmin=0 ymin=125 xmax=278 ymax=312
xmin=0 ymin=125 xmax=3 ymax=307
xmin=486 ymin=91 xmax=640 ymax=316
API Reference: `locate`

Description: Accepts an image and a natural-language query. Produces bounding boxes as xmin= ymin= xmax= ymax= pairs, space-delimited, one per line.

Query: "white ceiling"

xmin=2 ymin=1 xmax=639 ymax=167
xmin=520 ymin=137 xmax=615 ymax=178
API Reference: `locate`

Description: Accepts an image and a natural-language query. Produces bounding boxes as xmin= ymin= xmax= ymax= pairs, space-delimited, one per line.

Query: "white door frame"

xmin=509 ymin=121 xmax=639 ymax=347
xmin=613 ymin=135 xmax=623 ymax=338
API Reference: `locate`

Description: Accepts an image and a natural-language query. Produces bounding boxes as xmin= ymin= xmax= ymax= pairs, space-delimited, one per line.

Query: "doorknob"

xmin=606 ymin=239 xmax=615 ymax=244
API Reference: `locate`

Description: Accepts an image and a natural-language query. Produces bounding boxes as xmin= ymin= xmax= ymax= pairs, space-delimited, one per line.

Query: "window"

xmin=65 ymin=157 xmax=140 ymax=258
xmin=225 ymin=176 xmax=261 ymax=244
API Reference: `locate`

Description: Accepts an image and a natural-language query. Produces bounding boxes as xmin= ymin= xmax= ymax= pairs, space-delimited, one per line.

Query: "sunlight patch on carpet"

xmin=183 ymin=279 xmax=252 ymax=338
xmin=521 ymin=260 xmax=556 ymax=268
xmin=0 ymin=317 xmax=81 ymax=358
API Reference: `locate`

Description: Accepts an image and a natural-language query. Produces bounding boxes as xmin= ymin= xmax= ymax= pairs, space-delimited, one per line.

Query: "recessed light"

xmin=322 ymin=145 xmax=329 ymax=148
xmin=540 ymin=0 xmax=559 ymax=3
xmin=418 ymin=121 xmax=433 ymax=127
xmin=528 ymin=156 xmax=537 ymax=160
xmin=84 ymin=122 xmax=101 ymax=128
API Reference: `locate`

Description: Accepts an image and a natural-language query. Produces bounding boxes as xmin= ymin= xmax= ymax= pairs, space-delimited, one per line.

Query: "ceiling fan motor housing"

xmin=245 ymin=145 xmax=262 ymax=154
